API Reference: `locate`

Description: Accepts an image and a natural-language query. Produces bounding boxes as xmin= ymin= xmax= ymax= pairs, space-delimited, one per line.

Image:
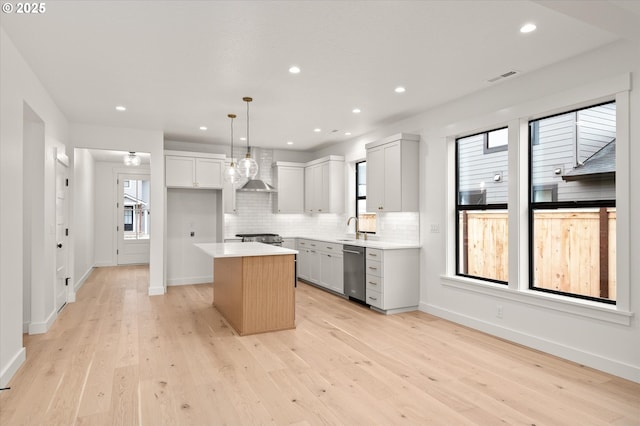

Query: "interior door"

xmin=55 ymin=154 xmax=69 ymax=312
xmin=117 ymin=173 xmax=151 ymax=264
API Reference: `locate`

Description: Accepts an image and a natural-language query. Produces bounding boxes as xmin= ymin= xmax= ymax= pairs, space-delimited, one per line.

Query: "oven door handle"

xmin=342 ymin=249 xmax=362 ymax=255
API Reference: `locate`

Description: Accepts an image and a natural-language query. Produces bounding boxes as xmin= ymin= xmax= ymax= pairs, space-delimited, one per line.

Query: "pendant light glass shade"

xmin=237 ymin=96 xmax=259 ymax=180
xmin=124 ymin=151 xmax=141 ymax=166
xmin=223 ymin=113 xmax=241 ymax=184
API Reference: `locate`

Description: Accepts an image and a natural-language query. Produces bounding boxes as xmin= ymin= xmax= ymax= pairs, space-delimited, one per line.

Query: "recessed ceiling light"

xmin=313 ymin=128 xmax=321 ymax=133
xmin=289 ymin=65 xmax=301 ymax=74
xmin=199 ymin=126 xmax=207 ymax=130
xmin=240 ymin=137 xmax=247 ymax=141
xmin=344 ymin=132 xmax=352 ymax=136
xmin=394 ymin=86 xmax=406 ymax=93
xmin=115 ymin=105 xmax=126 ymax=111
xmin=287 ymin=141 xmax=294 ymax=145
xmin=352 ymin=108 xmax=361 ymax=114
xmin=520 ymin=23 xmax=536 ymax=33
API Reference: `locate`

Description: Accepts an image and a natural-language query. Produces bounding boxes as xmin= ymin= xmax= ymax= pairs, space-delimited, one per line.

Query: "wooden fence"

xmin=459 ymin=209 xmax=616 ymax=300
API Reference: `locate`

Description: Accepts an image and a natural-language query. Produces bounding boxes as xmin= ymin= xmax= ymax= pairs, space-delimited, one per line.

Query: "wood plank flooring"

xmin=1 ymin=265 xmax=638 ymax=425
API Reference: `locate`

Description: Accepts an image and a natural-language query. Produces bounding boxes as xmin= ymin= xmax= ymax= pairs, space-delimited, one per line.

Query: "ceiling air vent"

xmin=488 ymin=70 xmax=519 ymax=83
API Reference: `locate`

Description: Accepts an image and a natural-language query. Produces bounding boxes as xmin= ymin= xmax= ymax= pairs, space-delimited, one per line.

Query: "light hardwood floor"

xmin=1 ymin=265 xmax=638 ymax=425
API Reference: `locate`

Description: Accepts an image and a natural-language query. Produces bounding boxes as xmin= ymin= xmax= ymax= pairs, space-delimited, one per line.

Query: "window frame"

xmin=355 ymin=160 xmax=375 ymax=234
xmin=455 ymin=127 xmax=508 ymax=285
xmin=528 ymin=101 xmax=617 ymax=305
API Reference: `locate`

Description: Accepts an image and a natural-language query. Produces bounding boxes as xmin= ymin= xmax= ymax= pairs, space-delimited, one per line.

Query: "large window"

xmin=355 ymin=161 xmax=376 ymax=233
xmin=456 ymin=128 xmax=508 ymax=283
xmin=529 ymin=102 xmax=616 ymax=303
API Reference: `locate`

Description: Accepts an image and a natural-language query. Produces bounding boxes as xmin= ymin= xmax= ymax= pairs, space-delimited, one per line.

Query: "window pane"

xmin=532 ymin=208 xmax=616 ymax=301
xmin=487 ymin=127 xmax=508 ymax=149
xmin=357 ymin=162 xmax=367 ymax=197
xmin=530 ymin=102 xmax=616 ymax=302
xmin=123 ymin=179 xmax=151 ymax=240
xmin=457 ymin=131 xmax=508 ymax=206
xmin=531 ymin=103 xmax=616 ymax=203
xmin=458 ymin=210 xmax=508 ymax=282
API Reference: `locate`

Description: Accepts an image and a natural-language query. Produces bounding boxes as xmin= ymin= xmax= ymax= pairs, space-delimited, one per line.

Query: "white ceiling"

xmin=2 ymin=1 xmax=638 ymax=152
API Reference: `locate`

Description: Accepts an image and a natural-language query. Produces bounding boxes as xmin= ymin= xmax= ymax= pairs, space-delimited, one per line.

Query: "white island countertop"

xmin=195 ymin=242 xmax=298 ymax=258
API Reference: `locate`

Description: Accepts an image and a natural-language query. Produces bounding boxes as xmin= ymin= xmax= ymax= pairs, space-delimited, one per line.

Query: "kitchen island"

xmin=195 ymin=242 xmax=298 ymax=336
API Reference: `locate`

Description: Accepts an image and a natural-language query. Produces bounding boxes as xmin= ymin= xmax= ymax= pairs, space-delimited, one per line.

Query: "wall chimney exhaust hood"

xmin=238 ymin=179 xmax=276 ymax=192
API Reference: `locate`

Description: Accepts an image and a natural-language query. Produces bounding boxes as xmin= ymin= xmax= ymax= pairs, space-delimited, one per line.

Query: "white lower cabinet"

xmin=365 ymin=248 xmax=420 ymax=314
xmin=297 ymin=239 xmax=344 ymax=295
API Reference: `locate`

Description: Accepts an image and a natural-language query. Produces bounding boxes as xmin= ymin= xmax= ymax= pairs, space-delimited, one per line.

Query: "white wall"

xmin=70 ymin=124 xmax=165 ymax=295
xmin=166 ymin=189 xmax=219 ymax=285
xmin=72 ymin=149 xmax=95 ymax=291
xmin=1 ymin=28 xmax=69 ymax=387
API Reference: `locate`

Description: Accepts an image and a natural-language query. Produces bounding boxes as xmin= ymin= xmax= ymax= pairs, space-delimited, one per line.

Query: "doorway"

xmin=55 ymin=152 xmax=69 ymax=312
xmin=117 ymin=173 xmax=150 ymax=264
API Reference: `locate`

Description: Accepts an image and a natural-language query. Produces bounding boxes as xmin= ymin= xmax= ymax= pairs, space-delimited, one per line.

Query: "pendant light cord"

xmin=243 ymin=97 xmax=252 ymax=157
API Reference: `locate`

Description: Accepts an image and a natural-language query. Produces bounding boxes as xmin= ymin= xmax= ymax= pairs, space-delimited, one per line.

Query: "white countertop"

xmin=195 ymin=242 xmax=298 ymax=258
xmin=291 ymin=236 xmax=420 ymax=250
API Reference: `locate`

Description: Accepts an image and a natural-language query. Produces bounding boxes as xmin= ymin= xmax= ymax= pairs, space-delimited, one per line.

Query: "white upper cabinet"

xmin=273 ymin=162 xmax=305 ymax=213
xmin=165 ymin=151 xmax=224 ymax=189
xmin=366 ymin=133 xmax=419 ymax=212
xmin=304 ymin=156 xmax=344 ymax=213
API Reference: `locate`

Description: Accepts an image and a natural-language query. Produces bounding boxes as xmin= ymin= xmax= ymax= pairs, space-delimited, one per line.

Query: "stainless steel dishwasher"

xmin=343 ymin=245 xmax=366 ymax=304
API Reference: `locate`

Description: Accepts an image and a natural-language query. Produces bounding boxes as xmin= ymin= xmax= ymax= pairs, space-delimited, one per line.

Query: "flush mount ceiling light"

xmin=236 ymin=97 xmax=259 ymax=180
xmin=394 ymin=86 xmax=406 ymax=93
xmin=115 ymin=105 xmax=126 ymax=111
xmin=289 ymin=65 xmax=301 ymax=74
xmin=520 ymin=23 xmax=537 ymax=33
xmin=124 ymin=151 xmax=141 ymax=166
xmin=223 ymin=113 xmax=242 ymax=185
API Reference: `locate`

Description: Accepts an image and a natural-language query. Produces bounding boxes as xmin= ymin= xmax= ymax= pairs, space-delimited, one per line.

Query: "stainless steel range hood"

xmin=238 ymin=179 xmax=276 ymax=192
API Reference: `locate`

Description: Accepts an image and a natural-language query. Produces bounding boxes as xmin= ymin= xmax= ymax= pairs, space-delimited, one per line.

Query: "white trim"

xmin=0 ymin=347 xmax=26 ymax=388
xmin=420 ymin=302 xmax=639 ymax=383
xmin=148 ymin=286 xmax=165 ymax=296
xmin=93 ymin=261 xmax=115 ymax=267
xmin=74 ymin=266 xmax=94 ymax=293
xmin=166 ymin=276 xmax=213 ymax=286
xmin=28 ymin=309 xmax=57 ymax=335
xmin=440 ymin=274 xmax=632 ymax=325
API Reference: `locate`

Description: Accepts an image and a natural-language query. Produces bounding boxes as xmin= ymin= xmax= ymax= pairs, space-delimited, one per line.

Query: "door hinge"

xmin=65 ymin=228 xmax=69 ymax=236
xmin=117 ymin=249 xmax=119 ymax=255
xmin=65 ymin=178 xmax=69 ymax=187
xmin=117 ymin=178 xmax=119 ymax=185
xmin=117 ymin=226 xmax=119 ymax=231
xmin=65 ymin=277 xmax=70 ymax=286
xmin=117 ymin=202 xmax=119 ymax=208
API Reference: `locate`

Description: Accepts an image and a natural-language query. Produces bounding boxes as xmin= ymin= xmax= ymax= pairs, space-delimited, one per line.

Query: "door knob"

xmin=57 ymin=243 xmax=63 ymax=248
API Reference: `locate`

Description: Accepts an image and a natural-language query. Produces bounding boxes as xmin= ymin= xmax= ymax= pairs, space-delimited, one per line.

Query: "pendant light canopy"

xmin=124 ymin=151 xmax=141 ymax=166
xmin=237 ymin=96 xmax=259 ymax=180
xmin=223 ymin=113 xmax=242 ymax=184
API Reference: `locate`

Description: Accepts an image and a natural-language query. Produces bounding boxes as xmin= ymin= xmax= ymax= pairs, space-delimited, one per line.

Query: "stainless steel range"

xmin=235 ymin=233 xmax=283 ymax=246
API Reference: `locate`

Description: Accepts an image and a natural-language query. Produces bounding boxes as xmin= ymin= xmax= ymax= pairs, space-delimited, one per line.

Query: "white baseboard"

xmin=74 ymin=266 xmax=94 ymax=293
xmin=0 ymin=347 xmax=26 ymax=388
xmin=22 ymin=321 xmax=29 ymax=334
xmin=28 ymin=309 xmax=57 ymax=335
xmin=93 ymin=261 xmax=115 ymax=267
xmin=166 ymin=276 xmax=213 ymax=286
xmin=419 ymin=302 xmax=640 ymax=383
xmin=148 ymin=286 xmax=165 ymax=296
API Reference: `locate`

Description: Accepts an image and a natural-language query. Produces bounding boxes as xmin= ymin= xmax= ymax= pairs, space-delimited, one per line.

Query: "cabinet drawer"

xmin=366 ymin=274 xmax=382 ymax=291
xmin=366 ymin=259 xmax=382 ymax=277
xmin=321 ymin=242 xmax=342 ymax=253
xmin=365 ymin=288 xmax=383 ymax=309
xmin=366 ymin=248 xmax=383 ymax=261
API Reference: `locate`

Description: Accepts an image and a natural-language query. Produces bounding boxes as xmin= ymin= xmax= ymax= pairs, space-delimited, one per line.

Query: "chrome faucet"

xmin=347 ymin=216 xmax=366 ymax=240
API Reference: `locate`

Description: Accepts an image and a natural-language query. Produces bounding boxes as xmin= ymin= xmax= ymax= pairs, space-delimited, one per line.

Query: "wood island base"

xmin=213 ymin=254 xmax=296 ymax=336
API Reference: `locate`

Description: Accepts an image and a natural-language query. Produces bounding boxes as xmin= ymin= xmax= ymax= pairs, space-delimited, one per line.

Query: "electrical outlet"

xmin=430 ymin=224 xmax=440 ymax=233
xmin=496 ymin=305 xmax=503 ymax=319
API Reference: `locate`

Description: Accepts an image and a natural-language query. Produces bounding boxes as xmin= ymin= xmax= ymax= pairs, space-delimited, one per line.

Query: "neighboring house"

xmin=123 ymin=179 xmax=150 ymax=238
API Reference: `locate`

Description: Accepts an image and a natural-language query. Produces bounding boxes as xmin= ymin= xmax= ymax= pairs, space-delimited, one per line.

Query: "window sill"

xmin=440 ymin=275 xmax=633 ymax=326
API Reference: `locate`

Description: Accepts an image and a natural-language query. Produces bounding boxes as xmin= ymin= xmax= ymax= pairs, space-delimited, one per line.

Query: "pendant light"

xmin=124 ymin=151 xmax=141 ymax=166
xmin=223 ymin=113 xmax=241 ymax=184
xmin=237 ymin=96 xmax=259 ymax=179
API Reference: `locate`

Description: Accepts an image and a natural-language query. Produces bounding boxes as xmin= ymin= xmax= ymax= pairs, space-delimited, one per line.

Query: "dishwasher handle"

xmin=342 ymin=249 xmax=362 ymax=255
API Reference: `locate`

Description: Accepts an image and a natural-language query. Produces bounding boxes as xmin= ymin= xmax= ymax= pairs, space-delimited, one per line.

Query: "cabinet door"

xmin=366 ymin=146 xmax=385 ymax=211
xmin=308 ymin=249 xmax=321 ymax=283
xmin=304 ymin=166 xmax=315 ymax=212
xmin=195 ymin=158 xmax=223 ymax=188
xmin=317 ymin=162 xmax=330 ymax=213
xmin=277 ymin=167 xmax=304 ymax=213
xmin=330 ymin=254 xmax=344 ymax=294
xmin=319 ymin=253 xmax=333 ymax=289
xmin=298 ymin=248 xmax=309 ymax=280
xmin=382 ymin=141 xmax=402 ymax=211
xmin=166 ymin=156 xmax=195 ymax=187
